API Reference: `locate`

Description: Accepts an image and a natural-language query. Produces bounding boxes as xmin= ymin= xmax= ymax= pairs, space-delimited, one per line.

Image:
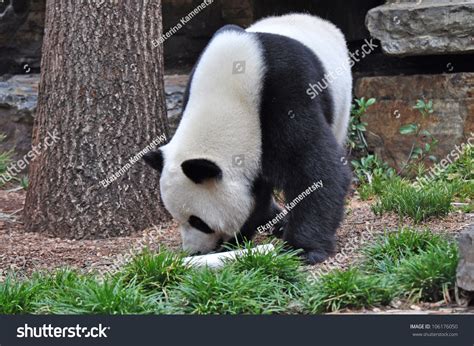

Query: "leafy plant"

xmin=399 ymin=99 xmax=438 ymax=175
xmin=348 ymin=97 xmax=375 ymax=154
xmin=351 ymin=154 xmax=396 ymax=200
xmin=352 ymin=154 xmax=395 ymax=185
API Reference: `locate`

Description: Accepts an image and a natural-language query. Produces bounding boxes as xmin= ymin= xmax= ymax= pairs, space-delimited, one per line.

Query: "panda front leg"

xmin=279 ymin=170 xmax=349 ymax=264
xmin=282 ymin=205 xmax=337 ymax=264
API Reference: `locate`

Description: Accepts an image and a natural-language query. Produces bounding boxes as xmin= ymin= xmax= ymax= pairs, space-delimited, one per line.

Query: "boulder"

xmin=354 ymin=72 xmax=474 ymax=170
xmin=164 ymin=74 xmax=188 ymax=136
xmin=457 ymin=224 xmax=474 ymax=292
xmin=0 ymin=74 xmax=38 ymax=166
xmin=366 ymin=0 xmax=474 ymax=56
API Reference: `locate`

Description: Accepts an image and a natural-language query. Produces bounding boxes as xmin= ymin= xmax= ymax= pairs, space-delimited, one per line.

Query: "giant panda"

xmin=144 ymin=13 xmax=352 ymax=264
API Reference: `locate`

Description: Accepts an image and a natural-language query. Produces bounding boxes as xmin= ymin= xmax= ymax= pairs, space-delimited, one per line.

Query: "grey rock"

xmin=366 ymin=0 xmax=474 ymax=56
xmin=0 ymin=74 xmax=38 ymax=165
xmin=163 ymin=74 xmax=188 ymax=136
xmin=0 ymin=74 xmax=39 ymax=111
xmin=457 ymin=224 xmax=474 ymax=292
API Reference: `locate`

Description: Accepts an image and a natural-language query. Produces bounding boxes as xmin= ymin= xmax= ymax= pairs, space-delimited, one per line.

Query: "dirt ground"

xmin=1 ymin=187 xmax=473 ymax=313
xmin=1 ymin=188 xmax=472 ymax=279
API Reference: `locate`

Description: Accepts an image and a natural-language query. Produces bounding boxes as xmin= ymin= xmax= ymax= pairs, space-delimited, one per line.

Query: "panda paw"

xmin=302 ymin=249 xmax=330 ymax=264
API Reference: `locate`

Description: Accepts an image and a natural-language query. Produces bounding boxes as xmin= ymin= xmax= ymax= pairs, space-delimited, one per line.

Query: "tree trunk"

xmin=24 ymin=0 xmax=170 ymax=239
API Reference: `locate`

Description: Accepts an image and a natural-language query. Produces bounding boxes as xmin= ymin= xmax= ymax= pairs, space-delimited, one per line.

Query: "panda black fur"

xmin=144 ymin=14 xmax=352 ymax=264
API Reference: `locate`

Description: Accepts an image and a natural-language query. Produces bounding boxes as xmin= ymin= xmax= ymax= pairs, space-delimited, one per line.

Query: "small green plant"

xmin=20 ymin=176 xmax=29 ymax=190
xmin=120 ymin=248 xmax=189 ymax=292
xmin=351 ymin=154 xmax=396 ymax=200
xmin=348 ymin=97 xmax=375 ymax=154
xmin=0 ymin=134 xmax=13 ymax=188
xmin=399 ymin=99 xmax=438 ymax=175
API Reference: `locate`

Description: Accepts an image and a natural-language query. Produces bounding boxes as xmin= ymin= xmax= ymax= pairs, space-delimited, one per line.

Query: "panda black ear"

xmin=181 ymin=159 xmax=222 ymax=184
xmin=143 ymin=150 xmax=164 ymax=173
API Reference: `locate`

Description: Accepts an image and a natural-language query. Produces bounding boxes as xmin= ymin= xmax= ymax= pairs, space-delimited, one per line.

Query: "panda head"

xmin=143 ymin=147 xmax=255 ymax=255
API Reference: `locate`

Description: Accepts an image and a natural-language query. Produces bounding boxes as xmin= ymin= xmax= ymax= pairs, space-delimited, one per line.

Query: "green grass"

xmin=355 ymin=144 xmax=472 ymax=218
xmin=372 ymin=177 xmax=453 ymax=223
xmin=119 ymin=248 xmax=189 ymax=292
xmin=304 ymin=228 xmax=459 ymax=312
xmin=36 ymin=272 xmax=160 ymax=314
xmin=0 ymin=231 xmax=461 ymax=314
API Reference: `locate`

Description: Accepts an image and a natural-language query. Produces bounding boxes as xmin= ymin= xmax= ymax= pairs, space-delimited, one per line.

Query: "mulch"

xmin=0 ymin=189 xmax=472 ymax=281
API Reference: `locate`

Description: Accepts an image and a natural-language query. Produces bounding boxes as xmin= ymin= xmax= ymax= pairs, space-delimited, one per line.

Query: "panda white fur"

xmin=144 ymin=13 xmax=352 ymax=264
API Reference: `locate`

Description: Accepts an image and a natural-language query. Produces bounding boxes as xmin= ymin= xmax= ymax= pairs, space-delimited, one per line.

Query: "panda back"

xmin=246 ymin=13 xmax=352 ymax=144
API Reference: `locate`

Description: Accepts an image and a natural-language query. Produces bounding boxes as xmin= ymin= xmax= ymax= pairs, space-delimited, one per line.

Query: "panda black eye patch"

xmin=188 ymin=215 xmax=215 ymax=234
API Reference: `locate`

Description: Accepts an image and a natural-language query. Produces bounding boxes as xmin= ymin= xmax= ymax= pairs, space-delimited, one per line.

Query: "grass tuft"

xmin=0 ymin=134 xmax=13 ymax=187
xmin=304 ymin=268 xmax=392 ymax=313
xmin=393 ymin=242 xmax=458 ymax=302
xmin=372 ymin=178 xmax=453 ymax=223
xmin=119 ymin=248 xmax=189 ymax=291
xmin=362 ymin=228 xmax=448 ymax=274
xmin=0 ymin=275 xmax=41 ymax=314
xmin=169 ymin=267 xmax=291 ymax=314
xmin=37 ymin=273 xmax=159 ymax=314
xmin=225 ymin=241 xmax=303 ymax=284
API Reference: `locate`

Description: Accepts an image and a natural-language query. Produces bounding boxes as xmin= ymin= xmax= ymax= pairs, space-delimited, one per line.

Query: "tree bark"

xmin=24 ymin=0 xmax=170 ymax=239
